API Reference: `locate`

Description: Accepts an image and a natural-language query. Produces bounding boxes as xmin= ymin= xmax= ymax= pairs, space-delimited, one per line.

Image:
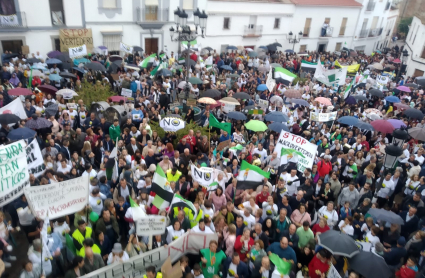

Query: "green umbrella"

xmin=245 ymin=120 xmax=268 ymax=132
xmin=229 ymin=73 xmax=240 ymax=78
xmin=188 ymin=77 xmax=202 ymax=84
xmin=248 ymin=51 xmax=258 ymax=57
xmin=271 ymin=63 xmax=282 ymax=67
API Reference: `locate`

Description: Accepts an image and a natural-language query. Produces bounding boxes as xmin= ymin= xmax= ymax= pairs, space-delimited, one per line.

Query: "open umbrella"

xmin=397 ymin=85 xmax=411 ymax=93
xmin=245 ymin=120 xmax=268 ymax=132
xmin=31 ymin=71 xmax=44 ymax=77
xmin=248 ymin=51 xmax=258 ymax=57
xmin=268 ymin=122 xmax=289 ymax=132
xmin=202 ymin=47 xmax=213 ymax=52
xmin=227 ymin=111 xmax=246 ymax=121
xmin=416 ymin=78 xmax=425 ymax=87
xmin=202 ymin=89 xmax=221 ymax=98
xmin=86 ymin=62 xmax=106 ymax=71
xmin=257 ymin=84 xmax=268 ymax=91
xmin=188 ymin=77 xmax=203 ymax=85
xmin=387 ymin=119 xmax=406 ymax=129
xmin=7 ymin=127 xmax=37 ymax=140
xmin=59 ymin=72 xmax=77 ymax=79
xmin=353 ymin=95 xmax=368 ymax=101
xmin=198 ymin=97 xmax=217 ymax=105
xmin=314 ymin=97 xmax=332 ymax=106
xmin=270 ymin=95 xmax=284 ymax=106
xmin=369 ymin=89 xmax=384 ymax=97
xmin=370 ymin=120 xmax=394 ymax=133
xmin=408 ymin=127 xmax=425 ymax=141
xmin=38 ymin=85 xmax=58 ymax=95
xmin=8 ymin=88 xmax=32 ymax=96
xmin=284 ymin=89 xmax=302 ymax=99
xmin=109 ymin=55 xmax=123 ymax=62
xmin=157 ymin=68 xmax=173 ymax=77
xmin=385 ymin=96 xmax=400 ymax=103
xmin=337 ymin=116 xmax=359 ymax=126
xmin=258 ymin=46 xmax=268 ymax=50
xmin=289 ymin=98 xmax=309 ymax=106
xmin=405 ymin=83 xmax=419 ymax=89
xmin=49 ymin=74 xmax=62 ymax=81
xmin=404 ymin=108 xmax=424 ymax=120
xmin=266 ymin=44 xmax=277 ymax=52
xmin=371 ymin=63 xmax=383 ymax=70
xmin=367 ymin=113 xmax=381 ymax=120
xmin=220 ymin=65 xmax=232 ymax=71
xmin=0 ymin=114 xmax=20 ymax=125
xmin=47 ymin=50 xmax=61 ymax=58
xmin=73 ymin=67 xmax=86 ymax=74
xmin=394 ymin=102 xmax=410 ymax=111
xmin=349 ymin=251 xmax=392 ymax=278
xmin=73 ymin=58 xmax=90 ymax=66
xmin=56 ymin=89 xmax=78 ymax=99
xmin=355 ymin=122 xmax=375 ymax=131
xmin=45 ymin=103 xmax=58 ymax=117
xmin=226 ymin=45 xmax=238 ymax=50
xmin=45 ymin=58 xmax=62 ymax=65
xmin=367 ymin=208 xmax=404 ymax=225
xmin=220 ymin=97 xmax=240 ymax=105
xmin=26 ymin=58 xmax=41 ymax=64
xmin=133 ymin=46 xmax=143 ymax=52
xmin=345 ymin=96 xmax=356 ymax=105
xmin=285 ymin=49 xmax=294 ymax=53
xmin=364 ymin=108 xmax=383 ymax=116
xmin=317 ymin=230 xmax=359 ymax=257
xmin=233 ymin=92 xmax=251 ymax=99
xmin=25 ymin=116 xmax=53 ymax=129
xmin=265 ymin=111 xmax=289 ymax=123
xmin=245 ymin=48 xmax=253 ymax=52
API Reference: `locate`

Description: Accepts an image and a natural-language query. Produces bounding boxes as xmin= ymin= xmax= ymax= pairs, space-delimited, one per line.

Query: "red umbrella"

xmin=370 ymin=120 xmax=394 ymax=133
xmin=38 ymin=85 xmax=58 ymax=95
xmin=393 ymin=58 xmax=401 ymax=64
xmin=284 ymin=89 xmax=302 ymax=99
xmin=8 ymin=88 xmax=32 ymax=96
xmin=108 ymin=96 xmax=126 ymax=102
xmin=314 ymin=97 xmax=332 ymax=106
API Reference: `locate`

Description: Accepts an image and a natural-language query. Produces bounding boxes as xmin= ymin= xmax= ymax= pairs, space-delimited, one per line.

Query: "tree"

xmin=398 ymin=17 xmax=413 ymax=35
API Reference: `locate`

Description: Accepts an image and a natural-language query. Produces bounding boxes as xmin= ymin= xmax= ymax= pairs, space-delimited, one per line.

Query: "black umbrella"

xmin=268 ymin=122 xmax=289 ymax=132
xmin=45 ymin=103 xmax=59 ymax=117
xmin=355 ymin=121 xmax=375 ymax=131
xmin=353 ymin=95 xmax=368 ymax=101
xmin=317 ymin=230 xmax=360 ymax=257
xmin=271 ymin=54 xmax=278 ymax=59
xmin=0 ymin=114 xmax=20 ymax=125
xmin=367 ymin=208 xmax=404 ymax=224
xmin=25 ymin=115 xmax=53 ymax=129
xmin=405 ymin=83 xmax=419 ymax=89
xmin=404 ymin=108 xmax=424 ymax=120
xmin=202 ymin=89 xmax=221 ymax=98
xmin=227 ymin=111 xmax=246 ymax=121
xmin=27 ymin=58 xmax=42 ymax=64
xmin=3 ymin=53 xmax=18 ymax=60
xmin=233 ymin=92 xmax=251 ymax=99
xmin=86 ymin=62 xmax=106 ymax=71
xmin=108 ymin=63 xmax=119 ymax=73
xmin=133 ymin=46 xmax=143 ymax=52
xmin=272 ymin=42 xmax=282 ymax=47
xmin=203 ymin=47 xmax=213 ymax=51
xmin=369 ymin=89 xmax=384 ymax=97
xmin=157 ymin=68 xmax=173 ymax=77
xmin=349 ymin=251 xmax=392 ymax=278
xmin=59 ymin=72 xmax=77 ymax=79
xmin=62 ymin=62 xmax=72 ymax=70
xmin=266 ymin=44 xmax=277 ymax=52
xmin=416 ymin=78 xmax=425 ymax=87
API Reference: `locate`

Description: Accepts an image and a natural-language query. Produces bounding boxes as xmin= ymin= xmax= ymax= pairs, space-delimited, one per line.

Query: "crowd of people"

xmin=0 ymin=41 xmax=424 ymax=278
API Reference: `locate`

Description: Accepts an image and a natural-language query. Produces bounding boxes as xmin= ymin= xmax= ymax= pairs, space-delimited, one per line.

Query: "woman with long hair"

xmin=64 ymin=256 xmax=85 ymax=278
xmin=162 ymin=143 xmax=174 ymax=159
xmin=85 ymin=128 xmax=99 ymax=149
xmin=209 ymin=186 xmax=227 ymax=212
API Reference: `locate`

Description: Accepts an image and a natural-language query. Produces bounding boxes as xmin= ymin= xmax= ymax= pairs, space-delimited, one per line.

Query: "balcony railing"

xmin=320 ymin=26 xmax=333 ymax=37
xmin=243 ymin=25 xmax=263 ymax=37
xmin=359 ymin=29 xmax=369 ymax=38
xmin=369 ymin=28 xmax=381 ymax=37
xmin=303 ymin=27 xmax=310 ymax=37
xmin=136 ymin=7 xmax=169 ymax=22
xmin=366 ymin=1 xmax=376 ymax=11
xmin=0 ymin=12 xmax=27 ymax=28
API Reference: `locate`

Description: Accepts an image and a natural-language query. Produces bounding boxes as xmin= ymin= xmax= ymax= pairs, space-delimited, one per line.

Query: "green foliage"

xmin=398 ymin=17 xmax=413 ymax=35
xmin=150 ymin=120 xmax=210 ymax=146
xmin=292 ymin=77 xmax=309 ymax=86
xmin=74 ymin=81 xmax=116 ymax=109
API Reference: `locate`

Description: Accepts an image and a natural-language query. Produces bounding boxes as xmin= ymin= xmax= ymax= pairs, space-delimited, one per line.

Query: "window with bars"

xmin=223 ymin=18 xmax=230 ymax=29
xmin=299 ymin=45 xmax=307 ymax=52
xmin=103 ymin=34 xmax=121 ymax=51
xmin=274 ymin=18 xmax=280 ymax=29
xmin=49 ymin=0 xmax=65 ymax=26
xmin=335 ymin=43 xmax=342 ymax=51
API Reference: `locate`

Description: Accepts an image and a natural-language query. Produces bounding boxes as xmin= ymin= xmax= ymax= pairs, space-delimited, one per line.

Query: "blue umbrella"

xmin=355 ymin=122 xmax=375 ymax=131
xmin=73 ymin=67 xmax=85 ymax=74
xmin=385 ymin=96 xmax=401 ymax=103
xmin=220 ymin=65 xmax=232 ymax=71
xmin=265 ymin=111 xmax=289 ymax=123
xmin=268 ymin=122 xmax=289 ymax=133
xmin=257 ymin=84 xmax=268 ymax=91
xmin=49 ymin=74 xmax=62 ymax=81
xmin=227 ymin=111 xmax=247 ymax=121
xmin=7 ymin=127 xmax=36 ymax=140
xmin=46 ymin=58 xmax=62 ymax=64
xmin=345 ymin=96 xmax=356 ymax=105
xmin=285 ymin=49 xmax=294 ymax=53
xmin=289 ymin=98 xmax=309 ymax=106
xmin=337 ymin=116 xmax=359 ymax=126
xmin=73 ymin=58 xmax=90 ymax=66
xmin=226 ymin=45 xmax=238 ymax=50
xmin=31 ymin=65 xmax=46 ymax=70
xmin=258 ymin=46 xmax=268 ymax=50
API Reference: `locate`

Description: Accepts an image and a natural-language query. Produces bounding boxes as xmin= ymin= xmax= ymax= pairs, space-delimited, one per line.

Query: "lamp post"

xmin=376 ymin=143 xmax=403 ymax=197
xmin=169 ymin=7 xmax=207 ymax=112
xmin=396 ymin=49 xmax=409 ymax=83
xmin=288 ymin=31 xmax=303 ymax=51
xmin=392 ymin=128 xmax=409 ymax=147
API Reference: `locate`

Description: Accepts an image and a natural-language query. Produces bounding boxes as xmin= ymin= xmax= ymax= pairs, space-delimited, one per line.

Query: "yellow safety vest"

xmin=143 ymin=272 xmax=162 ymax=278
xmin=166 ymin=169 xmax=182 ymax=182
xmin=72 ymin=227 xmax=93 ymax=257
xmin=172 ymin=207 xmax=203 ymax=228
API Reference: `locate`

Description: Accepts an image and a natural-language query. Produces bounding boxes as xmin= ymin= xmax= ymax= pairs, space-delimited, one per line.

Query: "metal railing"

xmin=359 ymin=29 xmax=369 ymax=38
xmin=339 ymin=26 xmax=346 ymax=36
xmin=0 ymin=12 xmax=27 ymax=28
xmin=243 ymin=25 xmax=263 ymax=37
xmin=378 ymin=27 xmax=383 ymax=35
xmin=320 ymin=26 xmax=333 ymax=37
xmin=366 ymin=1 xmax=376 ymax=11
xmin=136 ymin=7 xmax=169 ymax=21
xmin=369 ymin=28 xmax=381 ymax=37
xmin=386 ymin=30 xmax=391 ymax=36
xmin=385 ymin=1 xmax=390 ymax=10
xmin=303 ymin=27 xmax=310 ymax=37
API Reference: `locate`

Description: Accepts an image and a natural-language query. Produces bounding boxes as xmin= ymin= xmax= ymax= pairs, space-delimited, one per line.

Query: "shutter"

xmin=103 ymin=34 xmax=121 ymax=51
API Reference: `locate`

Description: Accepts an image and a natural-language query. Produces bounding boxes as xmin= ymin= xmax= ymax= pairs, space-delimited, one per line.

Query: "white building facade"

xmin=404 ymin=16 xmax=425 ymax=78
xmin=0 ymin=0 xmax=398 ymax=58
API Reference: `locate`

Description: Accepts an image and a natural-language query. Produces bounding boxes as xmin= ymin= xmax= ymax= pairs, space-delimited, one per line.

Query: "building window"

xmin=299 ymin=45 xmax=307 ymax=52
xmin=103 ymin=0 xmax=117 ymax=8
xmin=103 ymin=33 xmax=121 ymax=51
xmin=303 ymin=18 xmax=311 ymax=37
xmin=223 ymin=18 xmax=230 ymax=30
xmin=49 ymin=0 xmax=65 ymax=26
xmin=421 ymin=46 xmax=425 ymax=59
xmin=335 ymin=42 xmax=342 ymax=51
xmin=0 ymin=0 xmax=16 ymax=14
xmin=183 ymin=0 xmax=194 ymax=10
xmin=274 ymin=18 xmax=280 ymax=29
xmin=412 ymin=26 xmax=419 ymax=45
xmin=339 ymin=18 xmax=347 ymax=36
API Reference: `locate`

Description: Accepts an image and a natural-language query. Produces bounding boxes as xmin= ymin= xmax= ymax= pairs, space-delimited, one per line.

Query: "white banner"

xmin=0 ymin=14 xmax=18 ymax=26
xmin=68 ymin=44 xmax=87 ymax=58
xmin=0 ymin=140 xmax=30 ymax=206
xmin=120 ymin=42 xmax=133 ymax=54
xmin=26 ymin=140 xmax=45 ymax=178
xmin=309 ymin=111 xmax=337 ymax=122
xmin=258 ymin=99 xmax=269 ymax=108
xmin=275 ymin=131 xmax=318 ymax=172
xmin=121 ymin=88 xmax=132 ymax=97
xmin=24 ymin=176 xmax=89 ymax=220
xmin=136 ymin=216 xmax=167 ymax=236
xmin=82 ymin=232 xmax=218 ymax=278
xmin=376 ymin=75 xmax=389 ymax=87
xmin=315 ymin=63 xmax=347 ymax=86
xmin=0 ymin=98 xmax=27 ymax=120
xmin=191 ymin=165 xmax=215 ymax=187
xmin=160 ymin=117 xmax=186 ymax=132
xmin=222 ymin=103 xmax=235 ymax=113
xmin=266 ymin=67 xmax=276 ymax=92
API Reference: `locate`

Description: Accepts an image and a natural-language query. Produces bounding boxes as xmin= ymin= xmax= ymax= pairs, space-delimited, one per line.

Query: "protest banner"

xmin=0 ymin=140 xmax=30 ymax=206
xmin=81 ymin=232 xmax=217 ymax=278
xmin=0 ymin=14 xmax=18 ymax=26
xmin=258 ymin=99 xmax=269 ymax=108
xmin=309 ymin=111 xmax=337 ymax=122
xmin=221 ymin=103 xmax=235 ymax=113
xmin=136 ymin=216 xmax=167 ymax=236
xmin=120 ymin=42 xmax=133 ymax=54
xmin=26 ymin=140 xmax=45 ymax=178
xmin=121 ymin=88 xmax=132 ymax=97
xmin=160 ymin=117 xmax=186 ymax=132
xmin=24 ymin=176 xmax=89 ymax=219
xmin=275 ymin=131 xmax=318 ymax=172
xmin=0 ymin=98 xmax=27 ymax=120
xmin=191 ymin=165 xmax=215 ymax=187
xmin=59 ymin=28 xmax=93 ymax=52
xmin=68 ymin=44 xmax=87 ymax=58
xmin=216 ymin=139 xmax=231 ymax=152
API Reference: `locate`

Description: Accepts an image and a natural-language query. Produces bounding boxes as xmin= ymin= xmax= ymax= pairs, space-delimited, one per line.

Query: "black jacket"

xmin=399 ymin=210 xmax=419 ymax=238
xmin=152 ymin=236 xmax=168 ymax=250
xmin=250 ymin=230 xmax=270 ymax=250
xmin=159 ymin=93 xmax=169 ymax=109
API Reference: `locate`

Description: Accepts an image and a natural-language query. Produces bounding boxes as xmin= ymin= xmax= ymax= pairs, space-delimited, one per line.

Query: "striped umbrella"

xmin=198 ymin=97 xmax=217 ymax=105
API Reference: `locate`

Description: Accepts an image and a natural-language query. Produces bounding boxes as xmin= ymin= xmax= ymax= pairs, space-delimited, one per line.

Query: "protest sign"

xmin=121 ymin=88 xmax=132 ymax=97
xmin=68 ymin=44 xmax=87 ymax=58
xmin=0 ymin=140 xmax=30 ymax=206
xmin=24 ymin=176 xmax=89 ymax=219
xmin=59 ymin=28 xmax=93 ymax=52
xmin=0 ymin=98 xmax=27 ymax=120
xmin=21 ymin=45 xmax=29 ymax=55
xmin=161 ymin=257 xmax=182 ymax=278
xmin=26 ymin=140 xmax=45 ymax=178
xmin=309 ymin=111 xmax=337 ymax=122
xmin=0 ymin=14 xmax=18 ymax=26
xmin=120 ymin=42 xmax=133 ymax=54
xmin=191 ymin=165 xmax=215 ymax=187
xmin=258 ymin=99 xmax=269 ymax=108
xmin=221 ymin=103 xmax=235 ymax=113
xmin=160 ymin=117 xmax=186 ymax=132
xmin=216 ymin=139 xmax=231 ymax=152
xmin=81 ymin=232 xmax=217 ymax=278
xmin=275 ymin=131 xmax=318 ymax=172
xmin=136 ymin=216 xmax=167 ymax=236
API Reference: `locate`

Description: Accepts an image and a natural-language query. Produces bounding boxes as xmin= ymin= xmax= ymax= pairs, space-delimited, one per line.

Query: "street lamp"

xmin=392 ymin=128 xmax=409 ymax=147
xmin=376 ymin=143 xmax=403 ymax=193
xmin=396 ymin=49 xmax=409 ymax=82
xmin=288 ymin=31 xmax=303 ymax=51
xmin=169 ymin=7 xmax=208 ymax=112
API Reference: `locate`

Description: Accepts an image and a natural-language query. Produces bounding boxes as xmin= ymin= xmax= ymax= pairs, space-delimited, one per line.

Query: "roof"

xmin=208 ymin=0 xmax=293 ymax=3
xmin=290 ymin=0 xmax=362 ymax=7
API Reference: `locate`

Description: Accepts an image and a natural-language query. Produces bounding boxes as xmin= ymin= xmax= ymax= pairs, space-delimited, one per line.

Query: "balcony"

xmin=243 ymin=25 xmax=262 ymax=38
xmin=369 ymin=28 xmax=381 ymax=37
xmin=136 ymin=7 xmax=169 ymax=29
xmin=0 ymin=12 xmax=27 ymax=29
xmin=303 ymin=27 xmax=310 ymax=37
xmin=359 ymin=29 xmax=369 ymax=38
xmin=320 ymin=26 xmax=333 ymax=38
xmin=366 ymin=1 xmax=376 ymax=11
xmin=385 ymin=1 xmax=390 ymax=10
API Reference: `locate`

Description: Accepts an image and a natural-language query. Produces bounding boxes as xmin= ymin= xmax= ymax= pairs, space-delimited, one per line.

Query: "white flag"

xmin=266 ymin=67 xmax=276 ymax=92
xmin=120 ymin=42 xmax=133 ymax=54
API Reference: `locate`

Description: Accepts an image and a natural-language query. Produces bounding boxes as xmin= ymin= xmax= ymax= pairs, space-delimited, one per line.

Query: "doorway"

xmin=145 ymin=38 xmax=158 ymax=55
xmin=413 ymin=69 xmax=424 ymax=78
xmin=54 ymin=38 xmax=60 ymax=51
xmin=248 ymin=15 xmax=257 ymax=29
xmin=318 ymin=43 xmax=327 ymax=53
xmin=2 ymin=40 xmax=23 ymax=54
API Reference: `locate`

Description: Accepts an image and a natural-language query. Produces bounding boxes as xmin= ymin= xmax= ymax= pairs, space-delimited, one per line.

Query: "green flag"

xmin=248 ymin=109 xmax=263 ymax=115
xmin=344 ymin=78 xmax=355 ymax=99
xmin=140 ymin=53 xmax=156 ymax=68
xmin=209 ymin=113 xmax=231 ymax=134
xmin=27 ymin=68 xmax=33 ymax=89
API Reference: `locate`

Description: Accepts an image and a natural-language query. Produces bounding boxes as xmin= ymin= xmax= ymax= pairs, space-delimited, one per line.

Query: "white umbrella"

xmin=245 ymin=48 xmax=254 ymax=52
xmin=56 ymin=89 xmax=78 ymax=99
xmin=220 ymin=97 xmax=240 ymax=105
xmin=367 ymin=113 xmax=381 ymax=120
xmin=31 ymin=71 xmax=44 ymax=77
xmin=124 ymin=65 xmax=140 ymax=71
xmin=371 ymin=63 xmax=383 ymax=70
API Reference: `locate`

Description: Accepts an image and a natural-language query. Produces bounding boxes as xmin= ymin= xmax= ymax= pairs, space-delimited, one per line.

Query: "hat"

xmin=324 ymin=155 xmax=332 ymax=160
xmin=112 ymin=243 xmax=123 ymax=253
xmin=398 ymin=236 xmax=406 ymax=246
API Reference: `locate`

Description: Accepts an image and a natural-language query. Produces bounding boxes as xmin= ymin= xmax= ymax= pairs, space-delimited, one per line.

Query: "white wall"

xmin=17 ymin=0 xmax=51 ymax=27
xmin=404 ymin=16 xmax=425 ymax=77
xmin=63 ymin=0 xmax=83 ymax=27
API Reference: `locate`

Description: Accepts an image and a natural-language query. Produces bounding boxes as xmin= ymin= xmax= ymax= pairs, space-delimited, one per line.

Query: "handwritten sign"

xmin=121 ymin=88 xmax=132 ymax=97
xmin=0 ymin=140 xmax=30 ymax=206
xmin=59 ymin=28 xmax=93 ymax=52
xmin=310 ymin=111 xmax=337 ymax=122
xmin=24 ymin=176 xmax=89 ymax=220
xmin=222 ymin=103 xmax=235 ymax=113
xmin=136 ymin=216 xmax=167 ymax=236
xmin=26 ymin=140 xmax=46 ymax=178
xmin=68 ymin=44 xmax=87 ymax=58
xmin=258 ymin=99 xmax=269 ymax=108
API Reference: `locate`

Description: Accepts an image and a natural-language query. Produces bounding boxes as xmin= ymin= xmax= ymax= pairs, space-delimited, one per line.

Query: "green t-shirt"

xmin=200 ymin=248 xmax=226 ymax=278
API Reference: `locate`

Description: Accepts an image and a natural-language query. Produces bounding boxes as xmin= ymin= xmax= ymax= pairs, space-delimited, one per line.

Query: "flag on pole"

xmin=236 ymin=160 xmax=270 ymax=190
xmin=152 ymin=166 xmax=174 ymax=209
xmin=344 ymin=78 xmax=355 ymax=99
xmin=139 ymin=54 xmax=156 ymax=68
xmin=169 ymin=194 xmax=197 ymax=218
xmin=129 ymin=197 xmax=146 ymax=221
xmin=274 ymin=67 xmax=297 ymax=85
xmin=40 ymin=214 xmax=53 ymax=261
xmin=209 ymin=113 xmax=231 ymax=134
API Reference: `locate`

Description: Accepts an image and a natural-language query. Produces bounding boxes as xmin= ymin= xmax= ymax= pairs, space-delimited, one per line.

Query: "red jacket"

xmin=396 ymin=265 xmax=417 ymax=278
xmin=308 ymin=255 xmax=330 ymax=278
xmin=317 ymin=160 xmax=332 ymax=178
xmin=234 ymin=235 xmax=254 ymax=262
xmin=255 ymin=192 xmax=269 ymax=206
